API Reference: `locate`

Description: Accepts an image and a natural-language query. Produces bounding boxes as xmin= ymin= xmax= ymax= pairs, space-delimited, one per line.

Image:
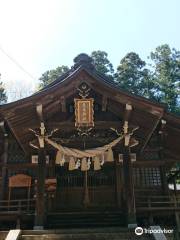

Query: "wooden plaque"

xmin=74 ymin=98 xmax=94 ymax=127
xmin=9 ymin=174 xmax=31 ymax=188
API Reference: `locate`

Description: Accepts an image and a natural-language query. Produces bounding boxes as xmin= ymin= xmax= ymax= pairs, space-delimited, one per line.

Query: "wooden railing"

xmin=0 ymin=199 xmax=35 ymax=214
xmin=136 ymin=195 xmax=180 ymax=211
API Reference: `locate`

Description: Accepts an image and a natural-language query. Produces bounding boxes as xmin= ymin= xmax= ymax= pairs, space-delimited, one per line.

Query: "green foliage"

xmin=39 ymin=51 xmax=114 ymax=89
xmin=38 ymin=45 xmax=180 ymax=115
xmin=149 ymin=44 xmax=180 ymax=114
xmin=39 ymin=65 xmax=69 ymax=89
xmin=91 ymin=51 xmax=114 ymax=77
xmin=0 ymin=74 xmax=7 ymax=104
xmin=115 ymin=52 xmax=154 ymax=98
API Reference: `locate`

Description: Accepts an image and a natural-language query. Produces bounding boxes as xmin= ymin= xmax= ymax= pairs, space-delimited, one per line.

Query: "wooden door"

xmin=55 ymin=163 xmax=116 ymax=210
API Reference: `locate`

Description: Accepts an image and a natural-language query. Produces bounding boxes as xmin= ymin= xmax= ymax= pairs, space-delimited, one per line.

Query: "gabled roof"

xmin=0 ymin=53 xmax=180 ymax=159
xmin=0 ymin=53 xmax=166 ymax=111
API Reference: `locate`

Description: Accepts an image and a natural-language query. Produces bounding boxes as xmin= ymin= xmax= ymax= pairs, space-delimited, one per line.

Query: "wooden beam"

xmin=102 ymin=95 xmax=107 ymax=111
xmin=164 ymin=149 xmax=180 ymax=160
xmin=123 ymin=145 xmax=136 ymax=225
xmin=166 ymin=124 xmax=180 ymax=134
xmin=115 ymin=159 xmax=122 ymax=208
xmin=123 ymin=104 xmax=132 ymax=145
xmin=36 ymin=104 xmax=43 ymax=122
xmin=124 ymin=103 xmax=132 ymax=122
xmin=0 ymin=159 xmax=175 ymax=170
xmin=34 ymin=147 xmax=46 ymax=229
xmin=60 ymin=96 xmax=66 ymax=112
xmin=34 ymin=104 xmax=46 ymax=229
xmin=45 ymin=121 xmax=123 ymax=130
xmin=0 ymin=121 xmax=8 ymax=201
xmin=122 ymin=103 xmax=137 ymax=225
xmin=5 ymin=118 xmax=26 ymax=153
xmin=158 ymin=119 xmax=169 ymax=194
xmin=140 ymin=115 xmax=162 ymax=154
xmin=0 ymin=163 xmax=53 ymax=169
xmin=158 ymin=119 xmax=167 ymax=160
xmin=90 ymin=80 xmax=164 ymax=117
xmin=133 ymin=159 xmax=176 ymax=167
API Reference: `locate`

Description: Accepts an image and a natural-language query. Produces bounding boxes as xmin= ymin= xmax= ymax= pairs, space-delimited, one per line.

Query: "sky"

xmin=0 ymin=0 xmax=180 ymax=101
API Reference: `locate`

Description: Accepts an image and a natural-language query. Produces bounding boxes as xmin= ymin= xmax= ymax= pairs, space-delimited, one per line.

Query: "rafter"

xmin=140 ymin=115 xmax=163 ymax=154
xmin=102 ymin=95 xmax=107 ymax=112
xmin=60 ymin=96 xmax=66 ymax=112
xmin=0 ymin=121 xmax=8 ymax=136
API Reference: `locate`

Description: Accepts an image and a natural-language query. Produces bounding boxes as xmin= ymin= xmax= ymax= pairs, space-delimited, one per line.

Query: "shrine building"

xmin=0 ymin=53 xmax=179 ymax=231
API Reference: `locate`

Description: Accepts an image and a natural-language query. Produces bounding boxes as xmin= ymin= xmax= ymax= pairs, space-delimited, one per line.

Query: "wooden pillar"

xmin=123 ymin=145 xmax=136 ymax=226
xmin=34 ymin=147 xmax=46 ymax=229
xmin=173 ymin=178 xmax=177 ymax=196
xmin=83 ymin=171 xmax=90 ymax=207
xmin=160 ymin=166 xmax=169 ymax=194
xmin=33 ymin=104 xmax=47 ymax=229
xmin=121 ymin=104 xmax=137 ymax=227
xmin=158 ymin=119 xmax=169 ymax=194
xmin=0 ymin=129 xmax=8 ymax=201
xmin=115 ymin=159 xmax=122 ymax=208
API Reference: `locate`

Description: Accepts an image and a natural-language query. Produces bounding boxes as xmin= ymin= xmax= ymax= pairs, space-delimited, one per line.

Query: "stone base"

xmin=33 ymin=226 xmax=44 ymax=230
xmin=128 ymin=223 xmax=138 ymax=229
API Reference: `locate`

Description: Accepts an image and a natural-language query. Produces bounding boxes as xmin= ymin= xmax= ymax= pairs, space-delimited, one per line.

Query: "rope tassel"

xmin=81 ymin=158 xmax=88 ymax=171
xmin=56 ymin=150 xmax=62 ymax=165
xmin=93 ymin=156 xmax=101 ymax=171
xmin=69 ymin=157 xmax=76 ymax=171
xmin=105 ymin=148 xmax=114 ymax=162
xmin=75 ymin=159 xmax=81 ymax=169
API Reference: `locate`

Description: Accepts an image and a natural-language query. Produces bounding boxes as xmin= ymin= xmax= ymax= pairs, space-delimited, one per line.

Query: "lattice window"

xmin=8 ymin=135 xmax=26 ymax=163
xmin=133 ymin=167 xmax=161 ymax=187
xmin=58 ymin=172 xmax=84 ymax=188
xmin=57 ymin=164 xmax=115 ymax=188
xmin=143 ymin=151 xmax=160 ymax=160
xmin=88 ymin=171 xmax=115 ymax=187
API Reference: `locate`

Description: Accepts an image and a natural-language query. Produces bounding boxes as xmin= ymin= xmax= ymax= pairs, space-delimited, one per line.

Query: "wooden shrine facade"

xmin=0 ymin=54 xmax=180 ymax=229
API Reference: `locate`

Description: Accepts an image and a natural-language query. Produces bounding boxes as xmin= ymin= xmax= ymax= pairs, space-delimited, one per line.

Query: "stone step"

xmin=20 ymin=228 xmax=152 ymax=240
xmin=47 ymin=211 xmax=124 ymax=228
xmin=0 ymin=231 xmax=8 ymax=240
xmin=21 ymin=233 xmax=151 ymax=240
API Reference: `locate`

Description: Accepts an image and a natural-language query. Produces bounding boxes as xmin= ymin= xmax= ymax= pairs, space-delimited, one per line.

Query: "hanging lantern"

xmin=74 ymin=98 xmax=94 ymax=128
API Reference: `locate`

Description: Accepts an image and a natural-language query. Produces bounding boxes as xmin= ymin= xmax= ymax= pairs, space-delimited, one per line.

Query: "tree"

xmin=39 ymin=51 xmax=114 ymax=88
xmin=91 ymin=51 xmax=114 ymax=77
xmin=5 ymin=79 xmax=34 ymax=102
xmin=39 ymin=65 xmax=69 ymax=88
xmin=0 ymin=74 xmax=7 ymax=104
xmin=115 ymin=52 xmax=153 ymax=98
xmin=150 ymin=44 xmax=180 ymax=113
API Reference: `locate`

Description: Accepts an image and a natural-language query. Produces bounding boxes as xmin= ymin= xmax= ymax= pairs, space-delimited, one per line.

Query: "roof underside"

xmin=0 ymin=63 xmax=180 ymax=160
